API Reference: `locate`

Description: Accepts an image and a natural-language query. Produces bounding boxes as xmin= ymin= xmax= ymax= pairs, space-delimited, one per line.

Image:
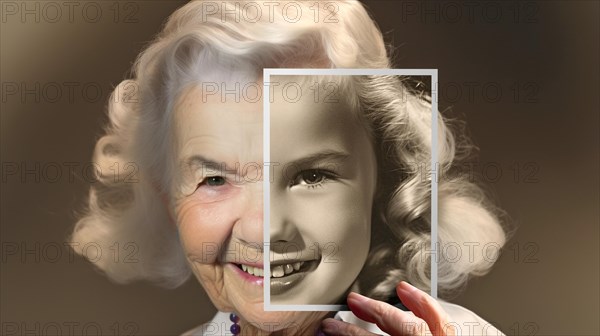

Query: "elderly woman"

xmin=71 ymin=1 xmax=507 ymax=335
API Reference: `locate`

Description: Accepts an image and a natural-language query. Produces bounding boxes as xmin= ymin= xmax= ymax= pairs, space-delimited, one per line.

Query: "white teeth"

xmin=270 ymin=261 xmax=306 ymax=278
xmin=240 ymin=264 xmax=264 ymax=277
xmin=272 ymin=265 xmax=285 ymax=278
xmin=240 ymin=261 xmax=308 ymax=278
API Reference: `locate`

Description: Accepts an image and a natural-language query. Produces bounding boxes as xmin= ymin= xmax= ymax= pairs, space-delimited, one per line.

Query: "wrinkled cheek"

xmin=175 ymin=200 xmax=233 ymax=265
xmin=192 ymin=263 xmax=222 ymax=287
xmin=191 ymin=262 xmax=233 ymax=312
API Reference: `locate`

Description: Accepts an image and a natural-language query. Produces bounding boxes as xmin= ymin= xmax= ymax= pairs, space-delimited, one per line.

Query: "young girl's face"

xmin=269 ymin=77 xmax=377 ymax=305
xmin=171 ymin=76 xmax=376 ymax=328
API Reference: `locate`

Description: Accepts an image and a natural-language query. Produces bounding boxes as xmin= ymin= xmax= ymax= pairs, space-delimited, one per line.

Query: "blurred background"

xmin=1 ymin=1 xmax=598 ymax=335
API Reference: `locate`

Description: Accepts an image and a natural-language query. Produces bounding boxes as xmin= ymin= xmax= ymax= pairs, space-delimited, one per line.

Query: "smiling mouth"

xmin=236 ymin=260 xmax=318 ymax=278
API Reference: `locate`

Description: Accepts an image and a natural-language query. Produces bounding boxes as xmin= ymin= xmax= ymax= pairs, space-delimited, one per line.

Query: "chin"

xmin=271 ymin=266 xmax=356 ymax=305
xmin=241 ymin=310 xmax=317 ymax=332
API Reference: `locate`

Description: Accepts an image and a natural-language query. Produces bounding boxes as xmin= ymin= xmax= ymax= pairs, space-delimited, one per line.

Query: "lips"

xmin=237 ymin=261 xmax=312 ymax=278
xmin=269 ymin=260 xmax=319 ymax=295
xmin=231 ymin=255 xmax=322 ymax=296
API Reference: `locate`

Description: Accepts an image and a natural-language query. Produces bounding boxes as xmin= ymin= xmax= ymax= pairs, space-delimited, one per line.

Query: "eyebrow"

xmin=285 ymin=150 xmax=350 ymax=168
xmin=181 ymin=150 xmax=350 ymax=175
xmin=181 ymin=155 xmax=239 ymax=175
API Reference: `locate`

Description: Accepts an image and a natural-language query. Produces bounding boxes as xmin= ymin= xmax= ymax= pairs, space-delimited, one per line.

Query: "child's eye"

xmin=291 ymin=170 xmax=336 ymax=189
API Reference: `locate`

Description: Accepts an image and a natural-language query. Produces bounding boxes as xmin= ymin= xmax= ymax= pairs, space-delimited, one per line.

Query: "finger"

xmin=320 ymin=318 xmax=380 ymax=336
xmin=346 ymin=292 xmax=431 ymax=336
xmin=396 ymin=282 xmax=456 ymax=336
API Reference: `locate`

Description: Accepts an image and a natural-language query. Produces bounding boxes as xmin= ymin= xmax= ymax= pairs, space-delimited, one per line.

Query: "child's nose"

xmin=269 ymin=191 xmax=299 ymax=244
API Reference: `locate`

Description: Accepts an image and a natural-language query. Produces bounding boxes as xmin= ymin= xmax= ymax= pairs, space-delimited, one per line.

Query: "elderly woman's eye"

xmin=291 ymin=170 xmax=335 ymax=188
xmin=199 ymin=176 xmax=226 ymax=187
xmin=190 ymin=175 xmax=237 ymax=201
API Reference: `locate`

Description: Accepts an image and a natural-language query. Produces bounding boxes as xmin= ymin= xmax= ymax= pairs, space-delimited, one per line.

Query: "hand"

xmin=320 ymin=281 xmax=456 ymax=336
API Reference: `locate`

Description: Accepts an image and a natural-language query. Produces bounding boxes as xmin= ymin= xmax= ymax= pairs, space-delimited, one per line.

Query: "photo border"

xmin=263 ymin=68 xmax=439 ymax=311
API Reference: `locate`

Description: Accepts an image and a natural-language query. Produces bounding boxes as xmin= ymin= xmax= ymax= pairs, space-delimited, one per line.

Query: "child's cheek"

xmin=322 ymin=184 xmax=372 ymax=253
xmin=289 ymin=183 xmax=371 ymax=240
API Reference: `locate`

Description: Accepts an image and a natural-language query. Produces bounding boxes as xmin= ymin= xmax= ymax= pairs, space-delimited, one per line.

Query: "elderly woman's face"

xmin=171 ymin=78 xmax=376 ymax=327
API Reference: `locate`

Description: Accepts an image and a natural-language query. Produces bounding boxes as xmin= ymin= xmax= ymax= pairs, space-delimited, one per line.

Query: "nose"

xmin=235 ymin=181 xmax=264 ymax=245
xmin=269 ymin=189 xmax=299 ymax=243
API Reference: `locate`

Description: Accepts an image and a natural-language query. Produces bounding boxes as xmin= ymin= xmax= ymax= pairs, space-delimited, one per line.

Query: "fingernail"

xmin=347 ymin=291 xmax=369 ymax=305
xmin=399 ymin=281 xmax=418 ymax=292
xmin=320 ymin=319 xmax=339 ymax=334
xmin=346 ymin=292 xmax=372 ymax=320
xmin=398 ymin=281 xmax=425 ymax=310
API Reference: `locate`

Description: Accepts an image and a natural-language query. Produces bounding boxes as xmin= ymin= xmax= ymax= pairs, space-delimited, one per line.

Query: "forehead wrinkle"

xmin=181 ymin=155 xmax=239 ymax=175
xmin=178 ymin=132 xmax=262 ymax=177
xmin=173 ymin=84 xmax=264 ymax=176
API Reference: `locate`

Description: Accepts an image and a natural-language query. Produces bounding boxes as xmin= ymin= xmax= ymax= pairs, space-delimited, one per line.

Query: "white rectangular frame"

xmin=263 ymin=68 xmax=438 ymax=311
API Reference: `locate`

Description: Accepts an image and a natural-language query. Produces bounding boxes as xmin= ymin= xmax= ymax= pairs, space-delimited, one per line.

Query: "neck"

xmin=239 ymin=312 xmax=334 ymax=336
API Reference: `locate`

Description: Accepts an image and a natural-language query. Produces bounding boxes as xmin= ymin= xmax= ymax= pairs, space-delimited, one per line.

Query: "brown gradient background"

xmin=1 ymin=1 xmax=598 ymax=335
